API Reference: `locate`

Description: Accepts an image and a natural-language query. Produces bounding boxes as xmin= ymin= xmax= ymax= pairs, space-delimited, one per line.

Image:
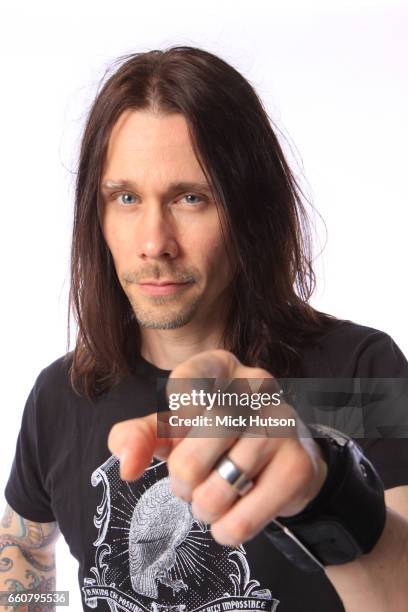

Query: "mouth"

xmin=138 ymin=281 xmax=193 ymax=296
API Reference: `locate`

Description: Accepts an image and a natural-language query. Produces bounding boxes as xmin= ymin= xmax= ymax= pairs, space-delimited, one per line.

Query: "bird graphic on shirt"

xmin=129 ymin=476 xmax=207 ymax=599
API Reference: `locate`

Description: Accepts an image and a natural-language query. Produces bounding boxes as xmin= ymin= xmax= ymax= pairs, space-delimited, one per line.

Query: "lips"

xmin=138 ymin=280 xmax=193 ymax=296
xmin=139 ymin=280 xmax=186 ymax=286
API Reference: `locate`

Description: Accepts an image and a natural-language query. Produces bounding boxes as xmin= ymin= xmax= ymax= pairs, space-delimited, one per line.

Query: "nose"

xmin=137 ymin=204 xmax=179 ymax=260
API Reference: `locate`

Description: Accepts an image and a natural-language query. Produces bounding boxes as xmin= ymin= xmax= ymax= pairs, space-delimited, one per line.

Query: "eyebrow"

xmin=101 ymin=179 xmax=213 ymax=196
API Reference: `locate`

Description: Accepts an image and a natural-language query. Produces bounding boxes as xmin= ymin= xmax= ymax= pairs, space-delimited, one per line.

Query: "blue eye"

xmin=111 ymin=191 xmax=206 ymax=207
xmin=118 ymin=192 xmax=136 ymax=205
xmin=182 ymin=194 xmax=203 ymax=205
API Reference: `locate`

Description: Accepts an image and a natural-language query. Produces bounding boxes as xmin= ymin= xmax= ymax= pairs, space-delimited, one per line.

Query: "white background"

xmin=1 ymin=1 xmax=407 ymax=608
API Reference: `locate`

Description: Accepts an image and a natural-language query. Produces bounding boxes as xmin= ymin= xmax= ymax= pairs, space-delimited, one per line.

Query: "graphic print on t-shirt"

xmin=82 ymin=456 xmax=280 ymax=611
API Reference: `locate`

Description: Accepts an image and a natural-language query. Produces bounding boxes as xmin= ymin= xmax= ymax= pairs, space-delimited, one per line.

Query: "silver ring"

xmin=215 ymin=455 xmax=254 ymax=496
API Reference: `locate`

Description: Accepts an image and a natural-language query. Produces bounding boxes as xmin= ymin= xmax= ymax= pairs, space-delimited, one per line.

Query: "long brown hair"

xmin=66 ymin=46 xmax=339 ymax=401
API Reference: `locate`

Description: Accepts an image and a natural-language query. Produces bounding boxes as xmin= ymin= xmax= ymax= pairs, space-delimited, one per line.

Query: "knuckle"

xmin=247 ymin=367 xmax=272 ymax=379
xmin=212 ymin=349 xmax=241 ymax=375
xmin=259 ymin=437 xmax=275 ymax=453
xmin=225 ymin=513 xmax=253 ymax=542
xmin=192 ymin=486 xmax=211 ymax=509
xmin=168 ymin=452 xmax=203 ymax=484
xmin=249 ymin=437 xmax=274 ymax=463
xmin=193 ymin=484 xmax=223 ymax=513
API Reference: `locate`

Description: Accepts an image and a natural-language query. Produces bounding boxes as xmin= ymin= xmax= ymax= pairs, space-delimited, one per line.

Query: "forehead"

xmin=103 ymin=109 xmax=205 ymax=179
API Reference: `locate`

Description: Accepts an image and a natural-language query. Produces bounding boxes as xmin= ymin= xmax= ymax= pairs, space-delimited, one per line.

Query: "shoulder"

xmin=38 ymin=352 xmax=72 ymax=378
xmin=31 ymin=352 xmax=76 ymax=407
xmin=302 ymin=321 xmax=408 ymax=488
xmin=36 ymin=352 xmax=72 ymax=384
xmin=319 ymin=319 xmax=392 ymax=346
xmin=302 ymin=319 xmax=408 ymax=377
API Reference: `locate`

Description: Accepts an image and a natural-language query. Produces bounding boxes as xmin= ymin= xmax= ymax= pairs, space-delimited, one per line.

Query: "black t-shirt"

xmin=4 ymin=320 xmax=408 ymax=612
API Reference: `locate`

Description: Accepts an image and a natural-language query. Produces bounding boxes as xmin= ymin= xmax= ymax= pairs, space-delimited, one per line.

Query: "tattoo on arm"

xmin=0 ymin=506 xmax=13 ymax=530
xmin=0 ymin=504 xmax=59 ymax=611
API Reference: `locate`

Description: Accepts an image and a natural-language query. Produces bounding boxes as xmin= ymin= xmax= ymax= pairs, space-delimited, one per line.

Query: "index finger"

xmin=107 ymin=414 xmax=182 ymax=480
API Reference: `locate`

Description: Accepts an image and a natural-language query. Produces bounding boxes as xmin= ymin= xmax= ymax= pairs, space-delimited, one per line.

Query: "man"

xmin=2 ymin=46 xmax=408 ymax=612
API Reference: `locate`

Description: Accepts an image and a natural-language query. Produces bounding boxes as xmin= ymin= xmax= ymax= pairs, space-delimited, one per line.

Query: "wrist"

xmin=263 ymin=425 xmax=386 ymax=572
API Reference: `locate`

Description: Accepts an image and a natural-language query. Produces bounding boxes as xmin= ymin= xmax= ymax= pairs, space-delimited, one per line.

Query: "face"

xmin=101 ymin=109 xmax=233 ymax=330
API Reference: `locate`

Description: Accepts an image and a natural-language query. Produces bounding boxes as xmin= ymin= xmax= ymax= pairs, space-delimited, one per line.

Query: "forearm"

xmin=0 ymin=505 xmax=57 ymax=612
xmin=326 ymin=507 xmax=408 ymax=611
xmin=0 ymin=547 xmax=56 ymax=612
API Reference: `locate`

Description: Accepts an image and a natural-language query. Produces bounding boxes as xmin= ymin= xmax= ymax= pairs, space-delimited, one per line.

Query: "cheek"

xmin=194 ymin=234 xmax=231 ymax=283
xmin=102 ymin=214 xmax=133 ymax=269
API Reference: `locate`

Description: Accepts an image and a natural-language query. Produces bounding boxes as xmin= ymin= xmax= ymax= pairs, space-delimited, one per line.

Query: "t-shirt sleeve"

xmin=4 ymin=379 xmax=56 ymax=523
xmin=354 ymin=331 xmax=408 ymax=490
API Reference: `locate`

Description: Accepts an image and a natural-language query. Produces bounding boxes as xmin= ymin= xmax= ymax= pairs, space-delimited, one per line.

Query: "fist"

xmin=108 ymin=349 xmax=327 ymax=546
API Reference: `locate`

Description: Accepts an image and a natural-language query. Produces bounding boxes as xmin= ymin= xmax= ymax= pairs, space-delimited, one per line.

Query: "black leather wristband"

xmin=263 ymin=424 xmax=386 ymax=572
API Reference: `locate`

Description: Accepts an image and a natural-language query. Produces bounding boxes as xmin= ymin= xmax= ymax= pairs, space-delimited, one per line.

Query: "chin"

xmin=136 ymin=311 xmax=196 ymax=330
xmin=133 ymin=300 xmax=202 ymax=330
xmin=128 ymin=285 xmax=205 ymax=328
xmin=139 ymin=319 xmax=189 ymax=330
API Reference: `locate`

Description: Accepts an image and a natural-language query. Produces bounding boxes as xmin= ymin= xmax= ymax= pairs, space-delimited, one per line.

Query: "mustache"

xmin=123 ymin=266 xmax=198 ymax=284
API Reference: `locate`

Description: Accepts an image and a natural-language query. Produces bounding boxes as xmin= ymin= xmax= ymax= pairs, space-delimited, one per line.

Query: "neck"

xmin=140 ymin=312 xmax=228 ymax=372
